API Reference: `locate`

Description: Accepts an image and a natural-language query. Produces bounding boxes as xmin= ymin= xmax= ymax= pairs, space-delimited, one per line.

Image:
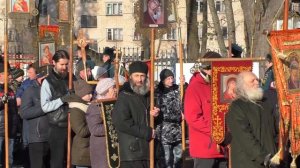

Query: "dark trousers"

xmin=193 ymin=158 xmax=227 ymax=168
xmin=29 ymin=142 xmax=50 ymax=168
xmin=48 ymin=126 xmax=67 ymax=168
xmin=120 ymin=160 xmax=149 ymax=168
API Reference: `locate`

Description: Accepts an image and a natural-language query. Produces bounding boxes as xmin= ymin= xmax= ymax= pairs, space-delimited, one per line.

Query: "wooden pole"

xmin=178 ymin=27 xmax=186 ymax=151
xmin=149 ymin=28 xmax=155 ymax=168
xmin=67 ymin=0 xmax=74 ymax=167
xmin=114 ymin=49 xmax=120 ymax=93
xmin=283 ymin=0 xmax=289 ymax=30
xmin=4 ymin=0 xmax=9 ymax=167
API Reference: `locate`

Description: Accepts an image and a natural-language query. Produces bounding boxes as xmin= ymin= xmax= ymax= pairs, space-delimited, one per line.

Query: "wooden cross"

xmin=74 ymin=29 xmax=94 ymax=81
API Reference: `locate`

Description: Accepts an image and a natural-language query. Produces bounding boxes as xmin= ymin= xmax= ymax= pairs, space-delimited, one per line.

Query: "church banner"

xmin=211 ymin=61 xmax=252 ymax=144
xmin=270 ymin=29 xmax=300 ymax=160
xmin=100 ymin=99 xmax=120 ymax=168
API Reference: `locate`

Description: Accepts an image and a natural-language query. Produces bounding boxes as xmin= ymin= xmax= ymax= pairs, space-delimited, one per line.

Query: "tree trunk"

xmin=200 ymin=0 xmax=208 ymax=57
xmin=186 ymin=0 xmax=200 ymax=62
xmin=207 ymin=0 xmax=227 ymax=56
xmin=240 ymin=0 xmax=282 ymax=57
xmin=224 ymin=0 xmax=236 ymax=44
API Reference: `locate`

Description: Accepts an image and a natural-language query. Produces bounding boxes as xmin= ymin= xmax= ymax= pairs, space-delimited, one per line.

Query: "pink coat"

xmin=184 ymin=72 xmax=225 ymax=158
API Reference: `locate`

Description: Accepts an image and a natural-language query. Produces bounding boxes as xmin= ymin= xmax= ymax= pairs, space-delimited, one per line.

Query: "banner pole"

xmin=4 ymin=0 xmax=9 ymax=167
xmin=283 ymin=0 xmax=289 ymax=30
xmin=114 ymin=49 xmax=120 ymax=94
xmin=67 ymin=0 xmax=74 ymax=167
xmin=150 ymin=28 xmax=155 ymax=168
xmin=178 ymin=27 xmax=186 ymax=151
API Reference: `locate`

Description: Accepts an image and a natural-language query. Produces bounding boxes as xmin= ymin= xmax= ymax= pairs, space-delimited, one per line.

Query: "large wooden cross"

xmin=114 ymin=48 xmax=120 ymax=93
xmin=74 ymin=29 xmax=94 ymax=81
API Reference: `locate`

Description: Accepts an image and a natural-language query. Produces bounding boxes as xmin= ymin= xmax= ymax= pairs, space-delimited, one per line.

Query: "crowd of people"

xmin=0 ymin=46 xmax=289 ymax=168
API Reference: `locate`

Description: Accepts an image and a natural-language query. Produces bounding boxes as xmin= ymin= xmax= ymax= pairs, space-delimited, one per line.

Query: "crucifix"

xmin=74 ymin=29 xmax=94 ymax=81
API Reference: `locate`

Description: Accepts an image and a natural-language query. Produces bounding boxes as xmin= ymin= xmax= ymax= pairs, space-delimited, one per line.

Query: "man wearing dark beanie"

xmin=112 ymin=61 xmax=160 ymax=168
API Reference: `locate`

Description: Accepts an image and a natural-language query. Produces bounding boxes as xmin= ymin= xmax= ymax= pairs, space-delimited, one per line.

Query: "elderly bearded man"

xmin=226 ymin=71 xmax=277 ymax=168
xmin=112 ymin=61 xmax=160 ymax=168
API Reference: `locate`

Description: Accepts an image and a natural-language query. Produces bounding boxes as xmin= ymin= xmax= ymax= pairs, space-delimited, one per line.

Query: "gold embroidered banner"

xmin=270 ymin=29 xmax=300 ymax=159
xmin=100 ymin=99 xmax=120 ymax=168
xmin=211 ymin=61 xmax=252 ymax=144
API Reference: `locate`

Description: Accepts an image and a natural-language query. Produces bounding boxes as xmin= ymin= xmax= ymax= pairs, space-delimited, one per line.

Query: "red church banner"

xmin=211 ymin=61 xmax=252 ymax=144
xmin=270 ymin=29 xmax=300 ymax=161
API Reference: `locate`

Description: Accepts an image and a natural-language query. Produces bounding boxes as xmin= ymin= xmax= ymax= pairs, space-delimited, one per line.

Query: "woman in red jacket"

xmin=184 ymin=51 xmax=227 ymax=168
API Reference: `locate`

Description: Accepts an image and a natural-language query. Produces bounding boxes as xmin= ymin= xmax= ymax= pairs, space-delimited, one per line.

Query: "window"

xmin=162 ymin=28 xmax=177 ymax=40
xmin=106 ymin=2 xmax=122 ymax=15
xmin=222 ymin=27 xmax=228 ymax=39
xmin=106 ymin=28 xmax=123 ymax=41
xmin=198 ymin=25 xmax=203 ymax=39
xmin=81 ymin=15 xmax=97 ymax=28
xmin=133 ymin=31 xmax=142 ymax=41
xmin=89 ymin=40 xmax=98 ymax=51
xmin=197 ymin=0 xmax=204 ymax=14
xmin=81 ymin=0 xmax=97 ymax=3
xmin=215 ymin=0 xmax=225 ymax=13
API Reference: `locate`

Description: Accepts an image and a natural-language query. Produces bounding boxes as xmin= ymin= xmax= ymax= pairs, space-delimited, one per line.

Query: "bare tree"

xmin=207 ymin=0 xmax=227 ymax=56
xmin=224 ymin=0 xmax=236 ymax=44
xmin=186 ymin=0 xmax=200 ymax=61
xmin=240 ymin=0 xmax=282 ymax=57
xmin=200 ymin=0 xmax=208 ymax=57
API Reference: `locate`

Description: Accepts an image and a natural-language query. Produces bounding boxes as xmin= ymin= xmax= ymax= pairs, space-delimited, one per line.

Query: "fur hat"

xmin=160 ymin=69 xmax=174 ymax=82
xmin=95 ymin=78 xmax=115 ymax=98
xmin=74 ymin=80 xmax=93 ymax=98
xmin=11 ymin=68 xmax=24 ymax=79
xmin=103 ymin=47 xmax=115 ymax=60
xmin=231 ymin=43 xmax=243 ymax=58
xmin=129 ymin=61 xmax=148 ymax=75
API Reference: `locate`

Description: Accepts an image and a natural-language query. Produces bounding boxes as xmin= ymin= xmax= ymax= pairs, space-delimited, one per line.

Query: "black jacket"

xmin=112 ymin=82 xmax=152 ymax=161
xmin=20 ymin=80 xmax=49 ymax=143
xmin=226 ymin=97 xmax=277 ymax=168
xmin=0 ymin=84 xmax=18 ymax=138
xmin=155 ymin=83 xmax=182 ymax=144
xmin=46 ymin=70 xmax=69 ymax=127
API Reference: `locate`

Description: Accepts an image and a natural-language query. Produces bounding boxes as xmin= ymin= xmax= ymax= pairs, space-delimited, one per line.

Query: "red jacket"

xmin=184 ymin=72 xmax=225 ymax=158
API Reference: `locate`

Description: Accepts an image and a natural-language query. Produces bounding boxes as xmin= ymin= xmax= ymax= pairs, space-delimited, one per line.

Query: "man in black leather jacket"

xmin=40 ymin=50 xmax=74 ymax=168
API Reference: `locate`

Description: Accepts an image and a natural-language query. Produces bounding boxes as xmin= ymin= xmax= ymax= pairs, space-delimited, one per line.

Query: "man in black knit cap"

xmin=112 ymin=61 xmax=160 ymax=168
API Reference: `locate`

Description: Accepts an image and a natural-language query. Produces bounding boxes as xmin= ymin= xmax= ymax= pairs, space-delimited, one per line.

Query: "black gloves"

xmin=61 ymin=91 xmax=75 ymax=103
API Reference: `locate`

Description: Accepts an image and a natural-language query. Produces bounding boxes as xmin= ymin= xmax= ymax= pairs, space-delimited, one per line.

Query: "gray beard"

xmin=244 ymin=87 xmax=264 ymax=102
xmin=130 ymin=79 xmax=150 ymax=95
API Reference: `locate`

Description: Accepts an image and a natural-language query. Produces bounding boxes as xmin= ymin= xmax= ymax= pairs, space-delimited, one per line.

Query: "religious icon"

xmin=39 ymin=42 xmax=55 ymax=66
xmin=11 ymin=0 xmax=29 ymax=13
xmin=59 ymin=0 xmax=69 ymax=22
xmin=220 ymin=74 xmax=237 ymax=103
xmin=286 ymin=51 xmax=300 ymax=91
xmin=142 ymin=0 xmax=167 ymax=28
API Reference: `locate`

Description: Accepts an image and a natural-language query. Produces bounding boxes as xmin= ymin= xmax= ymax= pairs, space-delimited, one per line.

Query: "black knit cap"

xmin=129 ymin=61 xmax=148 ymax=75
xmin=160 ymin=69 xmax=174 ymax=82
xmin=265 ymin=54 xmax=272 ymax=63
